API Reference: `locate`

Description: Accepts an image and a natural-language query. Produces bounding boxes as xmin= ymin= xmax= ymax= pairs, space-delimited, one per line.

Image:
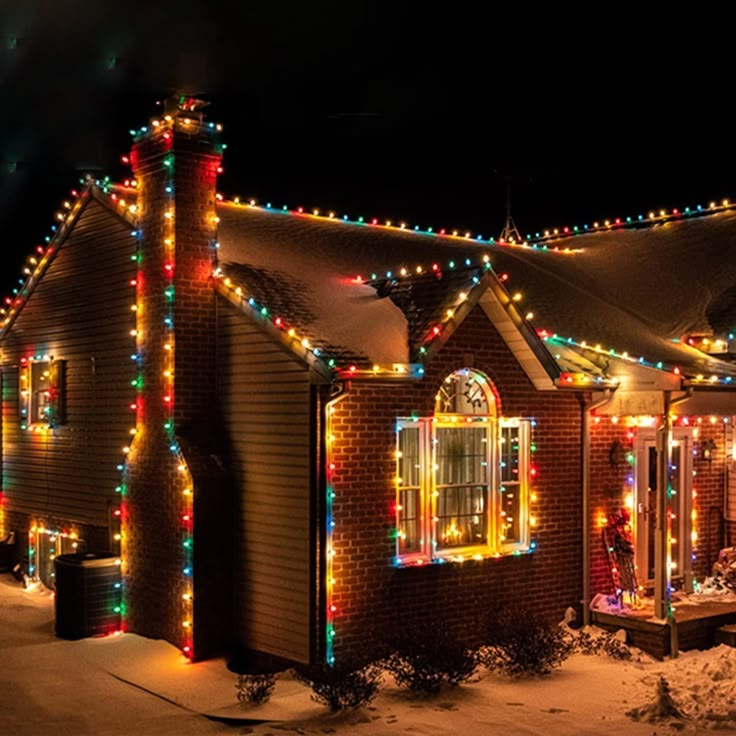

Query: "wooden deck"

xmin=590 ymin=594 xmax=736 ymax=659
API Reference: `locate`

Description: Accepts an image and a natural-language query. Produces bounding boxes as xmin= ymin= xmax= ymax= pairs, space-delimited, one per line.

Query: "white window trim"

xmin=396 ymin=415 xmax=532 ymax=565
xmin=498 ymin=417 xmax=531 ymax=553
xmin=432 ymin=415 xmax=495 ymax=562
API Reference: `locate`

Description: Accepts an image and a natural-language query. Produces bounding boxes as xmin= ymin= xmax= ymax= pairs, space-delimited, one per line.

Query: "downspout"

xmin=581 ymin=389 xmax=613 ymax=627
xmin=655 ymin=387 xmax=692 ymax=658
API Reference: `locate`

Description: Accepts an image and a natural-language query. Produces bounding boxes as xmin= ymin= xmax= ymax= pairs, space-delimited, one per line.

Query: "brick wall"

xmin=692 ymin=421 xmax=731 ymax=579
xmin=589 ymin=419 xmax=636 ymax=597
xmin=328 ymin=305 xmax=584 ymax=660
xmin=126 ymin=114 xmax=231 ymax=659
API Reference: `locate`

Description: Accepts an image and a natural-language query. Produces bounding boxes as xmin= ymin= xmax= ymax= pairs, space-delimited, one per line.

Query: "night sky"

xmin=1 ymin=2 xmax=735 ymax=298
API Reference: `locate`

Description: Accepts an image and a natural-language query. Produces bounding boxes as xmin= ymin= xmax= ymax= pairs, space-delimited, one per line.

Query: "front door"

xmin=635 ymin=428 xmax=693 ymax=589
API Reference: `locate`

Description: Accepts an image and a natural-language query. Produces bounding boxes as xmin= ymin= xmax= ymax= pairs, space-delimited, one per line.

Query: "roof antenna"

xmin=498 ymin=175 xmax=523 ymax=244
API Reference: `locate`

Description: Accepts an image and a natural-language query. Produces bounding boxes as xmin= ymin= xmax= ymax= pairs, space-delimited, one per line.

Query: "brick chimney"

xmin=125 ymin=97 xmax=231 ymax=660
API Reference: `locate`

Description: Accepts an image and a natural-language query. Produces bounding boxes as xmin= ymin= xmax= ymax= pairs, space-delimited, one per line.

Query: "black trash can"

xmin=54 ymin=552 xmax=121 ymax=639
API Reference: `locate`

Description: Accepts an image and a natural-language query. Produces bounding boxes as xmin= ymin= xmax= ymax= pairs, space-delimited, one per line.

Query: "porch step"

xmin=714 ymin=625 xmax=736 ymax=647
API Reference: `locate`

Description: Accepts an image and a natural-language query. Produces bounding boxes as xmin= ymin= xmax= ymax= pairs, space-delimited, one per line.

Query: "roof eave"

xmin=0 ymin=184 xmax=99 ymax=340
xmin=476 ymin=273 xmax=561 ymax=391
xmin=214 ymin=278 xmax=335 ymax=383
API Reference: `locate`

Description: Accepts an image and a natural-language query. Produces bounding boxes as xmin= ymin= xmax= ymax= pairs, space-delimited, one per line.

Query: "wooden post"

xmin=654 ymin=392 xmax=672 ymax=622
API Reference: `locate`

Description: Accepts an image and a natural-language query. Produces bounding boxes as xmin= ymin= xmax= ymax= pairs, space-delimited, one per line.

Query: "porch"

xmin=590 ymin=591 xmax=736 ymax=660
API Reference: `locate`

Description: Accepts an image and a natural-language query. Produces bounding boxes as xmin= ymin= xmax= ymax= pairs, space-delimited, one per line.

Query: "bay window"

xmin=395 ymin=369 xmax=532 ymax=564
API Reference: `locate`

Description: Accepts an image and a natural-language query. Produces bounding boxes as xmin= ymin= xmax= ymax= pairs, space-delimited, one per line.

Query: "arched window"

xmin=434 ymin=368 xmax=497 ymax=417
xmin=396 ymin=368 xmax=532 ymax=564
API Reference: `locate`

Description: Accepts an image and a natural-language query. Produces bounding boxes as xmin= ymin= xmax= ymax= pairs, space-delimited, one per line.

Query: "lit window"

xmin=19 ymin=357 xmax=66 ymax=428
xmin=395 ymin=369 xmax=532 ymax=564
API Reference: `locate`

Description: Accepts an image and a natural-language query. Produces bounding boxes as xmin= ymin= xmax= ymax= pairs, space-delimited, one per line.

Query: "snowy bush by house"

xmin=383 ymin=624 xmax=480 ymax=693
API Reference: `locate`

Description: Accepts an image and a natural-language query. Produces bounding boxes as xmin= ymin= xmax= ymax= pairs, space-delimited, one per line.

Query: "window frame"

xmin=19 ymin=356 xmax=66 ymax=429
xmin=396 ymin=418 xmax=431 ymax=566
xmin=497 ymin=417 xmax=531 ymax=553
xmin=432 ymin=416 xmax=494 ymax=560
xmin=394 ymin=370 xmax=532 ymax=565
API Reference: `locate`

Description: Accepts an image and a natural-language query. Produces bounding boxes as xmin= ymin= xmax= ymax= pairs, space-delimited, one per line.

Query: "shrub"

xmin=479 ymin=610 xmax=573 ymax=677
xmin=235 ymin=672 xmax=277 ymax=705
xmin=574 ymin=628 xmax=632 ymax=661
xmin=294 ymin=661 xmax=382 ymax=712
xmin=384 ymin=625 xmax=480 ymax=694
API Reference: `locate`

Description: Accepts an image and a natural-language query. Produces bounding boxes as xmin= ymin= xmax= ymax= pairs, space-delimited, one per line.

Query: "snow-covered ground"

xmin=2 ymin=573 xmax=736 ymax=735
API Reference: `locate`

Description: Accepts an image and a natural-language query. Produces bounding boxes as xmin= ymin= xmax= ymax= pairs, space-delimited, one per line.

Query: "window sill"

xmin=21 ymin=423 xmax=56 ymax=433
xmin=394 ymin=545 xmax=534 ymax=568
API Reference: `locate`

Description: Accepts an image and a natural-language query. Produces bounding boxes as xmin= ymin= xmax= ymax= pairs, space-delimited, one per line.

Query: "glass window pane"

xmin=436 ymin=485 xmax=487 ymax=548
xmin=436 ymin=427 xmax=487 ymax=486
xmin=31 ymin=361 xmax=51 ymax=424
xmin=397 ymin=424 xmax=422 ymax=555
xmin=499 ymin=422 xmax=527 ymax=546
xmin=435 ymin=426 xmax=489 ymax=549
xmin=398 ymin=488 xmax=421 ymax=553
xmin=500 ymin=482 xmax=521 ymax=544
xmin=435 ymin=370 xmax=496 ymax=416
xmin=499 ymin=425 xmax=520 ymax=483
xmin=398 ymin=425 xmax=420 ymax=488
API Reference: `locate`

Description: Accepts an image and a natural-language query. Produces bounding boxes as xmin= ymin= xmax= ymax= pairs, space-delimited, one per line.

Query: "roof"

xmin=215 ymin=199 xmax=736 ymax=388
xmin=4 ymin=182 xmax=736 ymax=397
xmin=516 ymin=209 xmax=736 ymax=385
xmin=215 ymin=203 xmax=499 ymax=373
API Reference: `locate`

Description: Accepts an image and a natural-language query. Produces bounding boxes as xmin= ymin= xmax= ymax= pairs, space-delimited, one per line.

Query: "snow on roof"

xmin=216 ymin=199 xmax=736 ymax=385
xmin=5 ymin=181 xmax=735 ymax=389
xmin=216 ymin=202 xmax=499 ymax=369
xmin=490 ymin=211 xmax=736 ymax=383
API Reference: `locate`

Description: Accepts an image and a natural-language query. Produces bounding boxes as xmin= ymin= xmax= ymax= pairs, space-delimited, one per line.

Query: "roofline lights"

xmin=528 ymin=198 xmax=734 ymax=244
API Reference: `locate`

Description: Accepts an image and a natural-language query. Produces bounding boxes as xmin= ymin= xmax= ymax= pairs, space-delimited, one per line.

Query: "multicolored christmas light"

xmin=27 ymin=524 xmax=81 ymax=583
xmin=130 ymin=116 xmax=197 ymax=659
xmin=2 ymin=127 xmax=735 ymax=665
xmin=526 ymin=198 xmax=736 ymax=244
xmin=323 ymin=393 xmax=344 ymax=666
xmin=542 ymin=331 xmax=736 ymax=386
xmin=216 ymin=196 xmax=581 ymax=253
xmin=215 ymin=254 xmax=494 ymax=379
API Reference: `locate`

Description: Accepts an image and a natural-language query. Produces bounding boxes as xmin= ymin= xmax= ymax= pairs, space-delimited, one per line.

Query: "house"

xmin=2 ymin=98 xmax=736 ymax=665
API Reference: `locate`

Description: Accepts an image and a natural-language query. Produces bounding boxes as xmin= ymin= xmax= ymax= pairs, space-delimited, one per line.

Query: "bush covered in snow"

xmin=235 ymin=672 xmax=277 ymax=705
xmin=573 ymin=627 xmax=633 ymax=660
xmin=384 ymin=624 xmax=480 ymax=694
xmin=293 ymin=661 xmax=382 ymax=711
xmin=478 ymin=609 xmax=573 ymax=677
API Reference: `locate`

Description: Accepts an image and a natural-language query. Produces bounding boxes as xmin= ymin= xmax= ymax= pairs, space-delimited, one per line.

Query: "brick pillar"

xmin=126 ymin=102 xmax=231 ymax=659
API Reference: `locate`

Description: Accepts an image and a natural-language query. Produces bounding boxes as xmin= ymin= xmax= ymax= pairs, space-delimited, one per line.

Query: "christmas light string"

xmin=27 ymin=525 xmax=81 ymax=582
xmin=542 ymin=331 xmax=736 ymax=385
xmin=215 ymin=254 xmax=495 ymax=378
xmin=132 ymin=117 xmax=198 ymax=658
xmin=1 ymin=122 xmax=734 ymax=655
xmin=9 ymin=177 xmax=728 ymax=388
xmin=323 ymin=392 xmax=344 ymax=666
xmin=393 ymin=415 xmax=538 ymax=568
xmin=113 ymin=219 xmax=144 ymax=634
xmin=526 ymin=198 xmax=735 ymax=244
xmin=214 ymin=196 xmax=581 ymax=253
